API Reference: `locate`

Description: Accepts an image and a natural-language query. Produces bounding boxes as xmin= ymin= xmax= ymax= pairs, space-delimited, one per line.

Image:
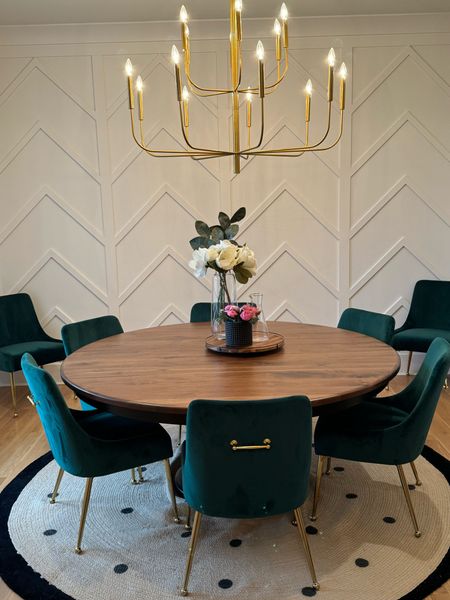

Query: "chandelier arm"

xmin=239 ymin=48 xmax=289 ymax=95
xmin=184 ymin=55 xmax=240 ymax=96
xmin=177 ymin=102 xmax=228 ymax=155
xmin=243 ymin=110 xmax=344 ymax=156
xmin=241 ymin=98 xmax=265 ymax=153
xmin=129 ymin=108 xmax=220 ymax=157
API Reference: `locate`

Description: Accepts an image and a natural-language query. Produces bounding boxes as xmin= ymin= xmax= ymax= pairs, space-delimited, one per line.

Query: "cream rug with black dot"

xmin=1 ymin=427 xmax=449 ymax=600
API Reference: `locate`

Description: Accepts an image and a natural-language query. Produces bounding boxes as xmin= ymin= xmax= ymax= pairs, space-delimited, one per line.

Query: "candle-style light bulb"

xmin=256 ymin=40 xmax=265 ymax=61
xmin=136 ymin=75 xmax=143 ymax=92
xmin=280 ymin=2 xmax=288 ymax=20
xmin=179 ymin=5 xmax=188 ymax=23
xmin=327 ymin=47 xmax=336 ymax=67
xmin=171 ymin=45 xmax=180 ymax=64
xmin=125 ymin=58 xmax=133 ymax=77
xmin=274 ymin=18 xmax=281 ymax=35
xmin=235 ymin=0 xmax=242 ymax=12
xmin=246 ymin=88 xmax=252 ymax=103
xmin=339 ymin=62 xmax=347 ymax=79
xmin=305 ymin=78 xmax=313 ymax=96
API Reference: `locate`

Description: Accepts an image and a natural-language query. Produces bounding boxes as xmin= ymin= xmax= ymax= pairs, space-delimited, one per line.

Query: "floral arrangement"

xmin=188 ymin=207 xmax=257 ymax=288
xmin=222 ymin=304 xmax=260 ymax=324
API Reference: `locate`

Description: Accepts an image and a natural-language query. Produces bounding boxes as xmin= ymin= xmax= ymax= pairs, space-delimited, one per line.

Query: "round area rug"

xmin=0 ymin=429 xmax=449 ymax=600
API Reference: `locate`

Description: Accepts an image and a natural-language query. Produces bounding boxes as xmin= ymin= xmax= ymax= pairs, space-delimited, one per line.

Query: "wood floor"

xmin=0 ymin=376 xmax=448 ymax=600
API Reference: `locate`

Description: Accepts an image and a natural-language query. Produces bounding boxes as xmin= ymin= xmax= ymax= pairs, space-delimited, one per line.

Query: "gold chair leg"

xmin=10 ymin=373 xmax=18 ymax=417
xmin=130 ymin=468 xmax=138 ymax=485
xmin=177 ymin=424 xmax=183 ymax=447
xmin=294 ymin=507 xmax=320 ymax=590
xmin=75 ymin=477 xmax=93 ymax=554
xmin=185 ymin=504 xmax=192 ymax=530
xmin=310 ymin=455 xmax=325 ymax=521
xmin=137 ymin=466 xmax=144 ymax=482
xmin=181 ymin=511 xmax=202 ymax=596
xmin=164 ymin=459 xmax=180 ymax=523
xmin=397 ymin=465 xmax=421 ymax=538
xmin=407 ymin=351 xmax=413 ymax=376
xmin=325 ymin=456 xmax=331 ymax=475
xmin=50 ymin=467 xmax=64 ymax=504
xmin=410 ymin=461 xmax=422 ymax=486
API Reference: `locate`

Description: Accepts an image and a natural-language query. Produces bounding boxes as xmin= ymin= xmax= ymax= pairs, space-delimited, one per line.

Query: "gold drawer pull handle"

xmin=230 ymin=439 xmax=271 ymax=451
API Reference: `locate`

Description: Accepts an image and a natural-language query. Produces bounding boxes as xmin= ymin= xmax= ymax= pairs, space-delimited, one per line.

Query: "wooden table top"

xmin=61 ymin=322 xmax=400 ymax=423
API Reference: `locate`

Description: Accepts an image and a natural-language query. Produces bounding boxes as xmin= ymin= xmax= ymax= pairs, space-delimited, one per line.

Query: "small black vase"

xmin=225 ymin=319 xmax=253 ymax=347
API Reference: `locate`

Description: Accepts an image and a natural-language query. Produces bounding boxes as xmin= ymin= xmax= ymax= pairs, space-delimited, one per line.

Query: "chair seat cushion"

xmin=392 ymin=328 xmax=450 ymax=352
xmin=0 ymin=340 xmax=65 ymax=372
xmin=314 ymin=402 xmax=409 ymax=465
xmin=70 ymin=409 xmax=173 ymax=476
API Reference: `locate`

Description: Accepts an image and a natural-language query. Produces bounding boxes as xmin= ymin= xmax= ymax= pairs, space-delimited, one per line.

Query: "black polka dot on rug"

xmin=346 ymin=493 xmax=358 ymax=499
xmin=47 ymin=493 xmax=58 ymax=499
xmin=218 ymin=579 xmax=233 ymax=589
xmin=121 ymin=507 xmax=134 ymax=514
xmin=408 ymin=484 xmax=416 ymax=490
xmin=113 ymin=564 xmax=128 ymax=574
xmin=334 ymin=466 xmax=345 ymax=472
xmin=229 ymin=539 xmax=242 ymax=547
xmin=181 ymin=531 xmax=191 ymax=538
xmin=43 ymin=529 xmax=57 ymax=536
xmin=305 ymin=526 xmax=318 ymax=535
xmin=383 ymin=516 xmax=396 ymax=524
xmin=301 ymin=586 xmax=317 ymax=596
xmin=355 ymin=558 xmax=369 ymax=568
xmin=141 ymin=467 xmax=147 ymax=472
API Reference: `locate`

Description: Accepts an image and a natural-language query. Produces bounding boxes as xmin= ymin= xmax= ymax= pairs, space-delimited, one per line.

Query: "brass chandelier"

xmin=125 ymin=1 xmax=347 ymax=174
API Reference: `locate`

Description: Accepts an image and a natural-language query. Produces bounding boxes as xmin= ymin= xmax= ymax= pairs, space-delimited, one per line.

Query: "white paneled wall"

xmin=0 ymin=15 xmax=449 ymax=382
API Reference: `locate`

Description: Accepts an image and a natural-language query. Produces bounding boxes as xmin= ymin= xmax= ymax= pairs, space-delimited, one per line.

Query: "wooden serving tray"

xmin=205 ymin=331 xmax=284 ymax=355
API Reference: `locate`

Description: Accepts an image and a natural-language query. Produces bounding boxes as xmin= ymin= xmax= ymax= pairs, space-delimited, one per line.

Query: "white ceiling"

xmin=1 ymin=0 xmax=449 ymax=26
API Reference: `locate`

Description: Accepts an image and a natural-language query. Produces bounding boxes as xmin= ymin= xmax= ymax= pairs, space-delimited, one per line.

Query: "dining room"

xmin=0 ymin=1 xmax=449 ymax=599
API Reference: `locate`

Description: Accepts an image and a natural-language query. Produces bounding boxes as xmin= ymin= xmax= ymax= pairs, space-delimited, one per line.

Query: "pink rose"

xmin=240 ymin=309 xmax=253 ymax=321
xmin=224 ymin=305 xmax=240 ymax=318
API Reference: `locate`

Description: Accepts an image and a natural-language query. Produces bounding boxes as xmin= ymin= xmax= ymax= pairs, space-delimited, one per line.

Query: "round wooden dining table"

xmin=61 ymin=322 xmax=400 ymax=422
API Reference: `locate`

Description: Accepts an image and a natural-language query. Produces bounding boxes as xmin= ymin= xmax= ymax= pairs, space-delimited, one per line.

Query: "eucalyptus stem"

xmin=219 ymin=271 xmax=232 ymax=305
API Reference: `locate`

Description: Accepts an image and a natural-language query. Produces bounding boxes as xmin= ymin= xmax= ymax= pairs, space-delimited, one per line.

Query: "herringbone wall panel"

xmin=0 ymin=16 xmax=449 ymax=381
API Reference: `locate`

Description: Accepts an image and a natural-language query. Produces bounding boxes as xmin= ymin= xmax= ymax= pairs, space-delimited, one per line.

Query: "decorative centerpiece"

xmin=222 ymin=304 xmax=260 ymax=347
xmin=188 ymin=207 xmax=257 ymax=338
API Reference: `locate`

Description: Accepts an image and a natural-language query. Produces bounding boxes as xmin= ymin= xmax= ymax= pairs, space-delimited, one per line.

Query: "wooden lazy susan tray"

xmin=205 ymin=332 xmax=285 ymax=355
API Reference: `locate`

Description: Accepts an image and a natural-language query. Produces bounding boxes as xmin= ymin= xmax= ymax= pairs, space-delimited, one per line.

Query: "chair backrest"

xmin=61 ymin=315 xmax=123 ymax=355
xmin=190 ymin=303 xmax=211 ymax=323
xmin=338 ymin=307 xmax=395 ymax=344
xmin=0 ymin=293 xmax=49 ymax=347
xmin=21 ymin=353 xmax=93 ymax=476
xmin=402 ymin=280 xmax=450 ymax=330
xmin=183 ymin=396 xmax=312 ymax=519
xmin=395 ymin=337 xmax=450 ymax=462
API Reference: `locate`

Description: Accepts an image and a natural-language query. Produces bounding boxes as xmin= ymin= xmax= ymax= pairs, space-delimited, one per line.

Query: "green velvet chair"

xmin=61 ymin=315 xmax=145 ymax=485
xmin=180 ymin=396 xmax=319 ymax=596
xmin=61 ymin=316 xmax=124 ymax=412
xmin=338 ymin=307 xmax=395 ymax=344
xmin=21 ymin=353 xmax=180 ymax=554
xmin=0 ymin=293 xmax=66 ymax=417
xmin=392 ymin=280 xmax=450 ymax=383
xmin=189 ymin=302 xmax=211 ymax=323
xmin=311 ymin=337 xmax=450 ymax=538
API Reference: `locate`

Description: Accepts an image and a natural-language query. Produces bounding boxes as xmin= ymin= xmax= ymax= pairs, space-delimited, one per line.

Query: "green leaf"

xmin=210 ymin=226 xmax=225 ymax=242
xmin=230 ymin=207 xmax=246 ymax=223
xmin=225 ymin=224 xmax=239 ymax=239
xmin=195 ymin=220 xmax=210 ymax=237
xmin=234 ymin=268 xmax=249 ymax=284
xmin=218 ymin=212 xmax=231 ymax=229
xmin=189 ymin=236 xmax=213 ymax=250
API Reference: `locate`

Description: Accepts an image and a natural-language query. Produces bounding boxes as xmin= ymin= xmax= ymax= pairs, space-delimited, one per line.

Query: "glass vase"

xmin=250 ymin=292 xmax=269 ymax=341
xmin=211 ymin=271 xmax=237 ymax=339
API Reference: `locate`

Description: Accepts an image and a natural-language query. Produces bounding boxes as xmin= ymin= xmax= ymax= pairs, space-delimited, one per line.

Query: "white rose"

xmin=207 ymin=244 xmax=220 ymax=262
xmin=236 ymin=244 xmax=257 ymax=276
xmin=216 ymin=244 xmax=239 ymax=271
xmin=188 ymin=247 xmax=209 ymax=278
